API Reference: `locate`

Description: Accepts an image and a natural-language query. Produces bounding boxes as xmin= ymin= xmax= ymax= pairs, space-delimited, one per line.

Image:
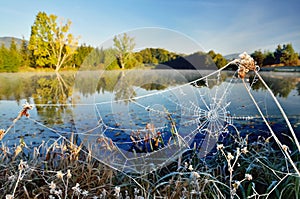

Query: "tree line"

xmin=0 ymin=11 xmax=299 ymax=72
xmin=251 ymin=44 xmax=299 ymax=67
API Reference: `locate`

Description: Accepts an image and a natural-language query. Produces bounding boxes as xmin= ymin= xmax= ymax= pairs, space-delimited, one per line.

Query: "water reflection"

xmin=249 ymin=73 xmax=300 ymax=98
xmin=0 ymin=71 xmax=299 ymax=118
xmin=31 ymin=72 xmax=74 ymax=125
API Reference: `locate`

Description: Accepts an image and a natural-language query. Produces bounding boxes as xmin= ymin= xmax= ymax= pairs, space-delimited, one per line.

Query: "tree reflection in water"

xmin=249 ymin=73 xmax=300 ymax=98
xmin=0 ymin=71 xmax=299 ymax=122
xmin=97 ymin=70 xmax=137 ymax=102
xmin=32 ymin=72 xmax=75 ymax=125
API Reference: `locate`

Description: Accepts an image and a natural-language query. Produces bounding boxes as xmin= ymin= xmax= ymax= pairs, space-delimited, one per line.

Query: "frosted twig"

xmin=242 ymin=80 xmax=300 ymax=176
xmin=254 ymin=70 xmax=300 ymax=152
xmin=1 ymin=102 xmax=33 ymax=141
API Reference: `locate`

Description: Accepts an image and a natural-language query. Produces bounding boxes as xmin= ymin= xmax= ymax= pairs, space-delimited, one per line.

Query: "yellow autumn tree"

xmin=29 ymin=12 xmax=79 ymax=71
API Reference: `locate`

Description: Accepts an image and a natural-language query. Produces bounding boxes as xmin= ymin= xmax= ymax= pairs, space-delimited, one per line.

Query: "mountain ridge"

xmin=0 ymin=36 xmax=24 ymax=48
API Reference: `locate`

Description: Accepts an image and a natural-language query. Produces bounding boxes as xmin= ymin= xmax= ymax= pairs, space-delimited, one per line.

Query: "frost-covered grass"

xmin=0 ymin=129 xmax=299 ymax=198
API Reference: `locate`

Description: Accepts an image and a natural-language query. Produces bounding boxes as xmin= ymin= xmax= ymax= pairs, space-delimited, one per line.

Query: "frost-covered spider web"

xmin=71 ymin=62 xmax=268 ymax=174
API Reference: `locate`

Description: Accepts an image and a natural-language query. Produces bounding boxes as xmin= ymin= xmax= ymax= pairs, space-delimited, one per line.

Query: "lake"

xmin=0 ymin=70 xmax=299 ymax=172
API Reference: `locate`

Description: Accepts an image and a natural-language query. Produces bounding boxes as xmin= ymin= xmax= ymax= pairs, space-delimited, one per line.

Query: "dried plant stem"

xmin=254 ymin=70 xmax=300 ymax=153
xmin=12 ymin=170 xmax=22 ymax=197
xmin=64 ymin=178 xmax=69 ymax=199
xmin=243 ymin=80 xmax=300 ymax=176
xmin=220 ymin=148 xmax=240 ymax=199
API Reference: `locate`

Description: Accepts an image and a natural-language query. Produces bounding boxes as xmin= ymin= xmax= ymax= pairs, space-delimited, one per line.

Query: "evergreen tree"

xmin=263 ymin=51 xmax=275 ymax=66
xmin=0 ymin=41 xmax=20 ymax=72
xmin=70 ymin=44 xmax=94 ymax=68
xmin=20 ymin=37 xmax=30 ymax=67
xmin=9 ymin=39 xmax=21 ymax=71
xmin=274 ymin=45 xmax=283 ymax=64
xmin=251 ymin=50 xmax=265 ymax=67
xmin=0 ymin=44 xmax=6 ymax=71
xmin=280 ymin=43 xmax=298 ymax=66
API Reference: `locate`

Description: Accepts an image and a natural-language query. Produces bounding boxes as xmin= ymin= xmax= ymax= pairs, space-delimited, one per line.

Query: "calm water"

xmin=0 ymin=70 xmax=299 ymax=152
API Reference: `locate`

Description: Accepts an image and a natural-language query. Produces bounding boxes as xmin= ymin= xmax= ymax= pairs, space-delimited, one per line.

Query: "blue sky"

xmin=1 ymin=0 xmax=299 ymax=55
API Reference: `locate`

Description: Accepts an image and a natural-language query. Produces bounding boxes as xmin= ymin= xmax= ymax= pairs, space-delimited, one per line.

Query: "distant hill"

xmin=0 ymin=37 xmax=24 ymax=48
xmin=156 ymin=51 xmax=215 ymax=70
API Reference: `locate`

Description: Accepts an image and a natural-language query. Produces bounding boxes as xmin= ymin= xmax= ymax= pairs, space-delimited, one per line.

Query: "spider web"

xmin=2 ymin=66 xmax=267 ymax=175
xmin=69 ymin=68 xmax=252 ymax=174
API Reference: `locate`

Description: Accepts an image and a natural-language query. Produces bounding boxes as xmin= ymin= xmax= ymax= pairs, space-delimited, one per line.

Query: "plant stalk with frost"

xmin=1 ymin=102 xmax=34 ymax=141
xmin=232 ymin=52 xmax=300 ymax=176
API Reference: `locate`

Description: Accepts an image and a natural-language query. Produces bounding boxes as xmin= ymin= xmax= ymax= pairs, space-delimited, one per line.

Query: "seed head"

xmin=49 ymin=181 xmax=56 ymax=190
xmin=282 ymin=145 xmax=290 ymax=153
xmin=232 ymin=181 xmax=240 ymax=190
xmin=227 ymin=152 xmax=234 ymax=161
xmin=5 ymin=194 xmax=14 ymax=199
xmin=67 ymin=169 xmax=72 ymax=179
xmin=0 ymin=129 xmax=5 ymax=141
xmin=56 ymin=171 xmax=64 ymax=179
xmin=18 ymin=159 xmax=28 ymax=171
xmin=245 ymin=174 xmax=253 ymax=181
xmin=241 ymin=146 xmax=248 ymax=154
xmin=217 ymin=144 xmax=224 ymax=150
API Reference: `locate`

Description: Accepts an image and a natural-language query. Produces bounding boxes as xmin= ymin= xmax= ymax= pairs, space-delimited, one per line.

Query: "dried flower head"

xmin=232 ymin=181 xmax=241 ymax=190
xmin=0 ymin=129 xmax=5 ymax=141
xmin=190 ymin=189 xmax=197 ymax=195
xmin=5 ymin=194 xmax=14 ymax=199
xmin=188 ymin=164 xmax=194 ymax=171
xmin=282 ymin=145 xmax=291 ymax=153
xmin=134 ymin=187 xmax=140 ymax=195
xmin=67 ymin=169 xmax=72 ymax=179
xmin=239 ymin=52 xmax=256 ymax=71
xmin=54 ymin=189 xmax=62 ymax=195
xmin=245 ymin=173 xmax=253 ymax=181
xmin=18 ymin=159 xmax=28 ymax=171
xmin=82 ymin=190 xmax=89 ymax=196
xmin=238 ymin=66 xmax=248 ymax=79
xmin=14 ymin=145 xmax=23 ymax=158
xmin=56 ymin=171 xmax=64 ymax=179
xmin=114 ymin=186 xmax=121 ymax=197
xmin=72 ymin=183 xmax=82 ymax=195
xmin=227 ymin=152 xmax=234 ymax=161
xmin=184 ymin=162 xmax=188 ymax=168
xmin=49 ymin=181 xmax=56 ymax=193
xmin=217 ymin=144 xmax=224 ymax=150
xmin=237 ymin=52 xmax=256 ymax=79
xmin=190 ymin=171 xmax=200 ymax=179
xmin=241 ymin=146 xmax=248 ymax=154
xmin=14 ymin=102 xmax=33 ymax=122
xmin=8 ymin=175 xmax=16 ymax=181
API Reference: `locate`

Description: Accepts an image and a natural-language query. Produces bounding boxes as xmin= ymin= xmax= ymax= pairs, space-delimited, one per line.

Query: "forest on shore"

xmin=0 ymin=12 xmax=299 ymax=72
